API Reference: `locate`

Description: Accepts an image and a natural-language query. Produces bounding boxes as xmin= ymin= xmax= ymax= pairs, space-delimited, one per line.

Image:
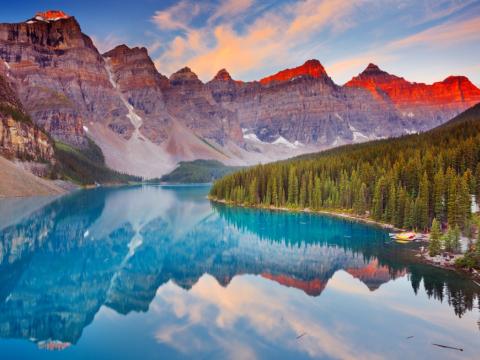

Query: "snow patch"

xmin=243 ymin=129 xmax=304 ymax=149
xmin=348 ymin=124 xmax=370 ymax=142
xmin=242 ymin=129 xmax=264 ymax=143
xmin=3 ymin=60 xmax=10 ymax=70
xmin=105 ymin=61 xmax=143 ymax=136
xmin=334 ymin=113 xmax=344 ymax=121
xmin=331 ymin=136 xmax=343 ymax=147
xmin=472 ymin=195 xmax=478 ymax=213
xmin=272 ymin=136 xmax=303 ymax=149
xmin=82 ymin=125 xmax=89 ymax=133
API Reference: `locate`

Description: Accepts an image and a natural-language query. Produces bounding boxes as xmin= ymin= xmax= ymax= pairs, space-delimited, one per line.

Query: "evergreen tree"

xmin=452 ymin=225 xmax=461 ymax=254
xmin=429 ymin=218 xmax=442 ymax=256
xmin=418 ymin=172 xmax=430 ymax=230
xmin=443 ymin=230 xmax=453 ymax=253
xmin=447 ymin=176 xmax=458 ymax=227
xmin=433 ymin=169 xmax=445 ymax=222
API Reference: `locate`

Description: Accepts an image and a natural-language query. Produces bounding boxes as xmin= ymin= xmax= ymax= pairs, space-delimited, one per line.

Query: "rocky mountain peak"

xmin=0 ymin=12 xmax=94 ymax=51
xmin=169 ymin=67 xmax=202 ymax=86
xmin=356 ymin=63 xmax=395 ymax=80
xmin=213 ymin=69 xmax=233 ymax=81
xmin=104 ymin=44 xmax=148 ymax=58
xmin=30 ymin=10 xmax=71 ymax=23
xmin=364 ymin=63 xmax=382 ymax=73
xmin=345 ymin=64 xmax=401 ymax=91
xmin=103 ymin=44 xmax=152 ymax=67
xmin=260 ymin=59 xmax=327 ymax=85
xmin=441 ymin=75 xmax=473 ymax=86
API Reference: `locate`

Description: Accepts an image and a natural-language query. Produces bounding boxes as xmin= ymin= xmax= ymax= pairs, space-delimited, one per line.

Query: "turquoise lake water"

xmin=0 ymin=185 xmax=478 ymax=359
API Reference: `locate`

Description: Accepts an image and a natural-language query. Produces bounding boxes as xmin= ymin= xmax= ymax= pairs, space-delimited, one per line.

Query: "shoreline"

xmin=209 ymin=197 xmax=480 ymax=281
xmin=209 ymin=197 xmax=404 ymax=231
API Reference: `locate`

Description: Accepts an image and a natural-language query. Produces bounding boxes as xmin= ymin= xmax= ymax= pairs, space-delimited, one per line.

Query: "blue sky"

xmin=3 ymin=0 xmax=480 ymax=84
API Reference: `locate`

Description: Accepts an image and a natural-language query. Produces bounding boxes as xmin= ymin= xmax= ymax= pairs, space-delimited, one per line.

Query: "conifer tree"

xmin=452 ymin=225 xmax=461 ymax=254
xmin=433 ymin=169 xmax=445 ymax=222
xmin=429 ymin=218 xmax=442 ymax=256
xmin=447 ymin=176 xmax=458 ymax=227
xmin=418 ymin=172 xmax=430 ymax=230
xmin=442 ymin=230 xmax=453 ymax=253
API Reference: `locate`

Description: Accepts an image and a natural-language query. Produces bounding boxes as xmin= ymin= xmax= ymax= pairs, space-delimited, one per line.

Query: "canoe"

xmin=389 ymin=232 xmax=417 ymax=242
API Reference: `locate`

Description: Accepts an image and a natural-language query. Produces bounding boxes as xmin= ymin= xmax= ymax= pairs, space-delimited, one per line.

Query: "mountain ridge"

xmin=0 ymin=11 xmax=479 ymax=180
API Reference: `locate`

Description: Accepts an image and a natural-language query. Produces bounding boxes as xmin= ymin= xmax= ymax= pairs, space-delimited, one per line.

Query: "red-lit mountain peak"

xmin=213 ymin=69 xmax=233 ymax=81
xmin=346 ymin=64 xmax=480 ymax=107
xmin=33 ymin=10 xmax=71 ymax=22
xmin=260 ymin=59 xmax=328 ymax=85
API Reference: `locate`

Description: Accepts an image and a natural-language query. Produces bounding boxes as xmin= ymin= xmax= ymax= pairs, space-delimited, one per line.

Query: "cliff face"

xmin=103 ymin=45 xmax=171 ymax=144
xmin=164 ymin=67 xmax=242 ymax=145
xmin=0 ymin=16 xmax=131 ymax=147
xmin=208 ymin=61 xmax=402 ymax=146
xmin=0 ymin=72 xmax=54 ymax=162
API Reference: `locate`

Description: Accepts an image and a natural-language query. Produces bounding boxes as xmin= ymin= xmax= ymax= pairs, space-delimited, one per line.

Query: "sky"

xmin=2 ymin=0 xmax=480 ymax=85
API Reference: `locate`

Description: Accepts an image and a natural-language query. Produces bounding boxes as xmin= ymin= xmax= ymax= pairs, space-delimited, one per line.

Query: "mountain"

xmin=1 ymin=11 xmax=479 ymax=179
xmin=210 ymin=103 xmax=480 ymax=231
xmin=0 ymin=55 xmax=139 ymax=191
xmin=345 ymin=63 xmax=480 ymax=131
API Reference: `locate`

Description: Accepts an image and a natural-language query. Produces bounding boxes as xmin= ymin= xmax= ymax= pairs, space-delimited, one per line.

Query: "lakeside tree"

xmin=429 ymin=218 xmax=442 ymax=256
xmin=210 ymin=104 xmax=480 ymax=231
xmin=452 ymin=225 xmax=461 ymax=254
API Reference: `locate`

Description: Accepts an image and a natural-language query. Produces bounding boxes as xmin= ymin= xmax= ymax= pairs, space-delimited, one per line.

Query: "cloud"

xmin=153 ymin=0 xmax=361 ymax=80
xmin=152 ymin=0 xmax=206 ymax=31
xmin=92 ymin=34 xmax=125 ymax=53
xmin=388 ymin=15 xmax=480 ymax=49
xmin=415 ymin=0 xmax=477 ymax=24
xmin=325 ymin=13 xmax=480 ymax=83
xmin=153 ymin=273 xmax=386 ymax=360
xmin=147 ymin=0 xmax=480 ymax=85
xmin=209 ymin=0 xmax=254 ymax=23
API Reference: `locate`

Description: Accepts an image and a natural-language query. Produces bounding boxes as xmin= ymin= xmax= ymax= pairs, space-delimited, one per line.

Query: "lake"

xmin=0 ymin=185 xmax=478 ymax=359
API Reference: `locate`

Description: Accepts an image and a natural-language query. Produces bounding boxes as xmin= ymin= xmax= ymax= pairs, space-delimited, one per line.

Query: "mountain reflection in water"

xmin=0 ymin=185 xmax=478 ymax=359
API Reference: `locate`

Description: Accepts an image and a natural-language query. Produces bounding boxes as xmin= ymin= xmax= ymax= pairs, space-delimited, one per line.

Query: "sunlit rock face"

xmin=345 ymin=63 xmax=480 ymax=131
xmin=0 ymin=73 xmax=54 ymax=162
xmin=260 ymin=59 xmax=329 ymax=86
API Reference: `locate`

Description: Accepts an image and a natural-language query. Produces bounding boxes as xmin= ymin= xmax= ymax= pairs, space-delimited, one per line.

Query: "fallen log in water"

xmin=432 ymin=343 xmax=463 ymax=351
